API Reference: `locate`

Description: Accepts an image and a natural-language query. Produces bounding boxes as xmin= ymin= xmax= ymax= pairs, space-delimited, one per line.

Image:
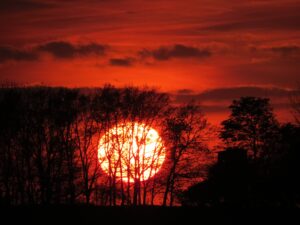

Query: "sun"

xmin=98 ymin=122 xmax=166 ymax=182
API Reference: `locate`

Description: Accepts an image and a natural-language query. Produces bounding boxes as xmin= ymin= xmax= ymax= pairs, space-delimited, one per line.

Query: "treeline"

xmin=0 ymin=86 xmax=207 ymax=206
xmin=1 ymin=86 xmax=300 ymax=207
xmin=181 ymin=97 xmax=300 ymax=207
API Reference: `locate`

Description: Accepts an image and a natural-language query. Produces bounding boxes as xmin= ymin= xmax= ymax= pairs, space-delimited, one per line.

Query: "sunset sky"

xmin=1 ymin=0 xmax=300 ymax=124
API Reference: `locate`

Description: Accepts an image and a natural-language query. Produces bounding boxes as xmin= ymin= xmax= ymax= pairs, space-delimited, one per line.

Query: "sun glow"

xmin=98 ymin=122 xmax=166 ymax=182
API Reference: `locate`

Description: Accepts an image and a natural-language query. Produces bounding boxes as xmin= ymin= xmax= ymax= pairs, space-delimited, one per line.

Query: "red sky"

xmin=1 ymin=0 xmax=300 ymax=124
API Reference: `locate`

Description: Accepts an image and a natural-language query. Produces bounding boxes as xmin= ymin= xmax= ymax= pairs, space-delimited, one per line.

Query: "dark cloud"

xmin=199 ymin=87 xmax=294 ymax=101
xmin=175 ymin=86 xmax=295 ymax=103
xmin=37 ymin=41 xmax=106 ymax=59
xmin=110 ymin=58 xmax=133 ymax=67
xmin=174 ymin=86 xmax=294 ymax=121
xmin=37 ymin=42 xmax=75 ymax=58
xmin=0 ymin=0 xmax=54 ymax=12
xmin=271 ymin=46 xmax=300 ymax=56
xmin=177 ymin=89 xmax=194 ymax=94
xmin=77 ymin=43 xmax=106 ymax=56
xmin=139 ymin=44 xmax=211 ymax=61
xmin=200 ymin=102 xmax=290 ymax=114
xmin=0 ymin=41 xmax=107 ymax=63
xmin=0 ymin=46 xmax=37 ymax=63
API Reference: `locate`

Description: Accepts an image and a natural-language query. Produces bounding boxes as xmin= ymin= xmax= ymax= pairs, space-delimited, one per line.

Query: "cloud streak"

xmin=140 ymin=44 xmax=211 ymax=61
xmin=174 ymin=86 xmax=295 ymax=123
xmin=0 ymin=46 xmax=38 ymax=63
xmin=270 ymin=46 xmax=300 ymax=56
xmin=201 ymin=2 xmax=300 ymax=32
xmin=110 ymin=58 xmax=133 ymax=67
xmin=0 ymin=41 xmax=107 ymax=63
xmin=175 ymin=86 xmax=295 ymax=103
xmin=37 ymin=41 xmax=106 ymax=59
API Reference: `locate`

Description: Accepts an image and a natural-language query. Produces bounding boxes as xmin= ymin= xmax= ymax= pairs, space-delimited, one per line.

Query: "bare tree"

xmin=162 ymin=103 xmax=207 ymax=206
xmin=291 ymin=85 xmax=300 ymax=124
xmin=0 ymin=85 xmax=211 ymax=206
xmin=96 ymin=87 xmax=169 ymax=205
xmin=73 ymin=93 xmax=102 ymax=204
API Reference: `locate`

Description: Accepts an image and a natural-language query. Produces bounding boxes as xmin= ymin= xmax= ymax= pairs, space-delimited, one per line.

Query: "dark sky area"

xmin=1 ymin=0 xmax=300 ymax=124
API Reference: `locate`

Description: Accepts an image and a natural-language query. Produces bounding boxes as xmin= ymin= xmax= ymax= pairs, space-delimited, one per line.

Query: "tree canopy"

xmin=220 ymin=96 xmax=279 ymax=159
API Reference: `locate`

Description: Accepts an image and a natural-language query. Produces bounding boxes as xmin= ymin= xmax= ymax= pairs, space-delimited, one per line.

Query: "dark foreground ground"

xmin=2 ymin=205 xmax=300 ymax=225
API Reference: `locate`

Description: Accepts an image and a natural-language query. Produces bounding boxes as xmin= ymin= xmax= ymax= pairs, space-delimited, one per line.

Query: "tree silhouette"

xmin=291 ymin=86 xmax=300 ymax=124
xmin=162 ymin=103 xmax=207 ymax=206
xmin=88 ymin=86 xmax=170 ymax=206
xmin=73 ymin=93 xmax=101 ymax=204
xmin=182 ymin=121 xmax=300 ymax=207
xmin=220 ymin=97 xmax=279 ymax=159
xmin=1 ymin=86 xmax=299 ymax=208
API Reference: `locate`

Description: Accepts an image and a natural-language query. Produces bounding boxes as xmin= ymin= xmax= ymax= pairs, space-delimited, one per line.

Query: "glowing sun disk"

xmin=98 ymin=122 xmax=166 ymax=182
